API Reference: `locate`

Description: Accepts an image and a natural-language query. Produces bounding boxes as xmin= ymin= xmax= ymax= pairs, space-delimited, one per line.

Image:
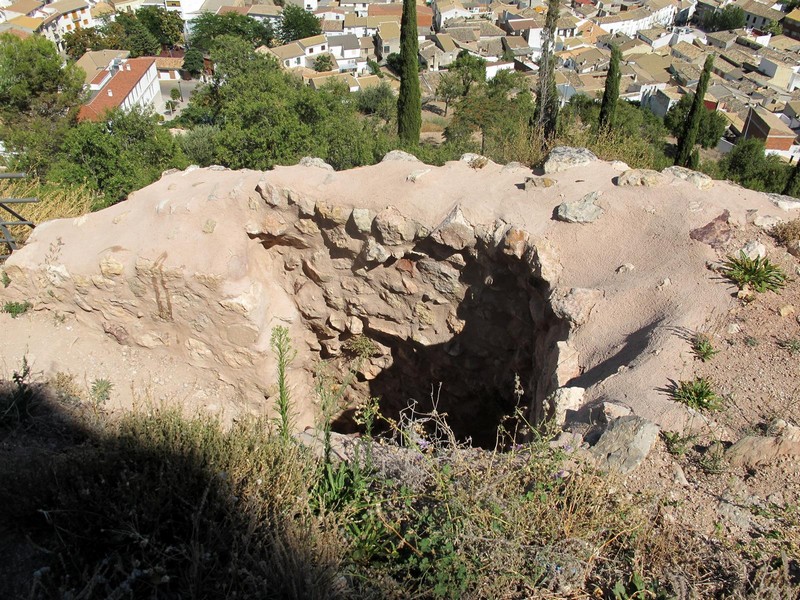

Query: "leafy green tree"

xmin=182 ymin=37 xmax=388 ymax=170
xmin=356 ymin=81 xmax=395 ymax=122
xmin=0 ymin=34 xmax=85 ymax=118
xmin=183 ymin=47 xmax=205 ymax=76
xmin=763 ymin=20 xmax=782 ymax=35
xmin=63 ymin=27 xmax=108 ymax=60
xmin=450 ymin=51 xmax=486 ymax=97
xmin=598 ymin=44 xmax=621 ymax=131
xmin=136 ymin=6 xmax=184 ymax=47
xmin=665 ymin=93 xmax=727 ymax=149
xmin=701 ymin=6 xmax=746 ymax=32
xmin=313 ymin=54 xmax=334 ymax=72
xmin=190 ymin=12 xmax=273 ymax=52
xmin=170 ymin=87 xmax=182 ymax=103
xmin=114 ymin=13 xmax=160 ymax=57
xmin=279 ymin=5 xmax=321 ymax=43
xmin=448 ymin=70 xmax=535 ymax=160
xmin=385 ymin=52 xmax=402 ymax=73
xmin=396 ymin=0 xmax=421 ymax=145
xmin=436 ymin=70 xmax=463 ymax=116
xmin=49 ymin=107 xmax=187 ymax=204
xmin=675 ymin=53 xmax=714 ymax=167
xmin=721 ymin=137 xmax=791 ymax=193
xmin=534 ymin=0 xmax=560 ymax=139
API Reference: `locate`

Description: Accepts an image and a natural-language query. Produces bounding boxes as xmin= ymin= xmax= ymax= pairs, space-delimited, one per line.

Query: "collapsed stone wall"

xmin=251 ymin=178 xmax=572 ymax=446
xmin=3 ymin=165 xmax=579 ymax=445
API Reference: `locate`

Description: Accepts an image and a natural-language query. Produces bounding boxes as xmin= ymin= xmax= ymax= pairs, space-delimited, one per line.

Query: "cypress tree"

xmin=397 ymin=0 xmax=421 ymax=145
xmin=675 ymin=53 xmax=714 ymax=167
xmin=533 ymin=0 xmax=560 ymax=139
xmin=598 ymin=44 xmax=621 ymax=132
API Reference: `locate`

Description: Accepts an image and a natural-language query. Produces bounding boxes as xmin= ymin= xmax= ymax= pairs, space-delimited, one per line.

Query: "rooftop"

xmin=77 ymin=58 xmax=155 ymax=122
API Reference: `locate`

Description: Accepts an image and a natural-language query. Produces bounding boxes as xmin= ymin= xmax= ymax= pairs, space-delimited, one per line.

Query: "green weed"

xmin=744 ymin=335 xmax=759 ymax=347
xmin=1 ymin=271 xmax=10 ymax=288
xmin=691 ymin=333 xmax=718 ymax=362
xmin=669 ymin=377 xmax=722 ymax=411
xmin=90 ymin=378 xmax=113 ymax=406
xmin=777 ymin=338 xmax=800 ymax=355
xmin=662 ymin=430 xmax=697 ymax=457
xmin=2 ymin=300 xmax=32 ymax=318
xmin=270 ymin=325 xmax=296 ymax=442
xmin=720 ymin=252 xmax=787 ymax=293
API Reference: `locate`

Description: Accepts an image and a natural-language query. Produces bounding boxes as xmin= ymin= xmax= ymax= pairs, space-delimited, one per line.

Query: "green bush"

xmin=2 ymin=300 xmax=32 ymax=318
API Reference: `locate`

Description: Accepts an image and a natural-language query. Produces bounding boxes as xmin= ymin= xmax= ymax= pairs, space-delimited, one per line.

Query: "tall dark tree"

xmin=675 ymin=53 xmax=714 ymax=167
xmin=396 ymin=0 xmax=420 ymax=145
xmin=533 ymin=0 xmax=560 ymax=139
xmin=598 ymin=44 xmax=621 ymax=132
xmin=784 ymin=159 xmax=800 ymax=197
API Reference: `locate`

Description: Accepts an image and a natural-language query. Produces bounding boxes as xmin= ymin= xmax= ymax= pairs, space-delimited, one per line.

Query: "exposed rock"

xmin=349 ymin=208 xmax=373 ymax=235
xmin=778 ymin=304 xmax=795 ymax=317
xmin=382 ymin=150 xmax=420 ymax=162
xmin=769 ymin=193 xmax=800 ymax=211
xmin=373 ymin=206 xmax=417 ymax=245
xmin=753 ymin=215 xmax=782 ymax=231
xmin=590 ymin=416 xmax=660 ymax=474
xmin=556 ymin=191 xmax=604 ymax=224
xmin=430 ymin=205 xmax=475 ymax=250
xmin=617 ymin=169 xmax=665 ymax=187
xmin=550 ymin=287 xmax=603 ymax=327
xmin=551 ymin=387 xmax=585 ymax=425
xmin=460 ymin=153 xmax=489 ymax=169
xmin=616 ymin=263 xmax=635 ymax=274
xmin=609 ymin=161 xmax=629 ymax=172
xmin=662 ymin=166 xmax=713 ymax=190
xmin=673 ymin=464 xmax=690 ymax=487
xmin=100 ymin=255 xmax=124 ymax=278
xmin=725 ymin=422 xmax=800 ymax=468
xmin=524 ymin=176 xmax=556 ymax=190
xmin=544 ymin=147 xmax=597 ymax=174
xmin=601 ymin=401 xmax=632 ymax=423
xmin=416 ymin=259 xmax=461 ymax=297
xmin=299 ymin=156 xmax=334 ymax=171
xmin=530 ymin=239 xmax=562 ymax=284
xmin=315 ymin=201 xmax=349 ymax=225
xmin=361 ymin=239 xmax=390 ymax=263
xmin=739 ymin=240 xmax=766 ymax=260
xmin=689 ymin=210 xmax=732 ymax=248
xmin=501 ymin=161 xmax=526 ymax=172
xmin=501 ymin=226 xmax=529 ymax=258
xmin=406 ymin=168 xmax=431 ymax=183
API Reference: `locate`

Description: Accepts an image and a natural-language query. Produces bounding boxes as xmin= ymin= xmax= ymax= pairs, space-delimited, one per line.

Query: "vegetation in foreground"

xmin=1 ymin=339 xmax=798 ymax=599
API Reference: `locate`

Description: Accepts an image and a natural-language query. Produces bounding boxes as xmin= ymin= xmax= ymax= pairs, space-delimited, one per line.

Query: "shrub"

xmin=691 ymin=333 xmax=718 ymax=362
xmin=2 ymin=300 xmax=32 ymax=318
xmin=669 ymin=377 xmax=722 ymax=411
xmin=772 ymin=218 xmax=800 ymax=250
xmin=720 ymin=252 xmax=786 ymax=293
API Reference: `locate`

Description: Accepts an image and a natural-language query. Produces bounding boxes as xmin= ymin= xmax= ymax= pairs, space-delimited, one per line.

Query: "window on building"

xmin=384 ymin=45 xmax=390 ymax=53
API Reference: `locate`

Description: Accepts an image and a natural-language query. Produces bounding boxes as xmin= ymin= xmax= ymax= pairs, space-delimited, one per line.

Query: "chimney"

xmin=126 ymin=63 xmax=131 ymax=71
xmin=107 ymin=89 xmax=113 ymax=97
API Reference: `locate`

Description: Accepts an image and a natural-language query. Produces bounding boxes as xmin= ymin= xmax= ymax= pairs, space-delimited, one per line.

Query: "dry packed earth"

xmin=1 ymin=148 xmax=799 ymax=542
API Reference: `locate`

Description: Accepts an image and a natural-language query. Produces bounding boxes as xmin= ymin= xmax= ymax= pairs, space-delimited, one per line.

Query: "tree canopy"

xmin=136 ymin=6 xmax=184 ymax=47
xmin=701 ymin=6 xmax=746 ymax=32
xmin=190 ymin=12 xmax=273 ymax=52
xmin=279 ymin=5 xmax=322 ymax=44
xmin=396 ymin=0 xmax=421 ymax=145
xmin=665 ymin=93 xmax=727 ymax=149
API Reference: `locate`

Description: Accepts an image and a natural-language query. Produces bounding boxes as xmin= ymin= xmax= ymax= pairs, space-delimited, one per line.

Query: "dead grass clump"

xmin=772 ymin=218 xmax=800 ymax=252
xmin=0 ymin=178 xmax=97 ymax=252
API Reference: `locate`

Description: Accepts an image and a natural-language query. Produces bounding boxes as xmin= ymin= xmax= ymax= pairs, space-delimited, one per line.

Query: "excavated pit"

xmin=247 ymin=185 xmax=572 ymax=447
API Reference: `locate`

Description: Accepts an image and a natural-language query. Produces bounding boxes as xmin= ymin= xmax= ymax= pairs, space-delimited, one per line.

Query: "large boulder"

xmin=544 ymin=147 xmax=597 ymax=174
xmin=590 ymin=416 xmax=660 ymax=474
xmin=662 ymin=166 xmax=713 ymax=190
xmin=556 ymin=191 xmax=604 ymax=224
xmin=616 ymin=169 xmax=665 ymax=187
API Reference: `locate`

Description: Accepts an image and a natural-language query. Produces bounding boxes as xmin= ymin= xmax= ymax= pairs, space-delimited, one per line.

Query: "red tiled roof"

xmin=90 ymin=69 xmax=109 ymax=85
xmin=217 ymin=5 xmax=248 ymax=13
xmin=77 ymin=58 xmax=155 ymax=122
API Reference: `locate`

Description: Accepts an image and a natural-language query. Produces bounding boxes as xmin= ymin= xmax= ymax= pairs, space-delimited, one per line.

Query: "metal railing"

xmin=0 ymin=173 xmax=38 ymax=263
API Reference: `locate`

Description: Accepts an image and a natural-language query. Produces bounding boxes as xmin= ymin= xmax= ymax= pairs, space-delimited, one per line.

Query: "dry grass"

xmin=772 ymin=218 xmax=800 ymax=251
xmin=0 ymin=179 xmax=97 ymax=254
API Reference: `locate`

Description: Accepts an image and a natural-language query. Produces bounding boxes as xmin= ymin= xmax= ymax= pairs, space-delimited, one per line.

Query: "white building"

xmin=77 ymin=57 xmax=163 ymax=121
xmin=592 ymin=0 xmax=678 ymax=37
